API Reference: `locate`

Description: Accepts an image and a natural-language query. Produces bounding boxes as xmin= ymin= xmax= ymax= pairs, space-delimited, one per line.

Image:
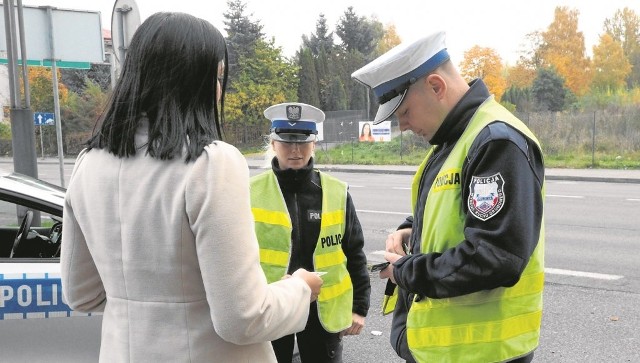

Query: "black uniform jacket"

xmin=389 ymin=79 xmax=545 ymax=361
xmin=271 ymin=157 xmax=371 ymax=318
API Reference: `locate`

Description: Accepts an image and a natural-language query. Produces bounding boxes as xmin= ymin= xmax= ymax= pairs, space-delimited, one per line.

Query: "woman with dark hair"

xmin=359 ymin=122 xmax=375 ymax=142
xmin=61 ymin=12 xmax=322 ymax=362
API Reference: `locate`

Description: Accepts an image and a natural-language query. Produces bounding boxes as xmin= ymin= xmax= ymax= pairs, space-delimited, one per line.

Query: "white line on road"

xmin=357 ymin=209 xmax=409 ymax=215
xmin=546 ymin=194 xmax=584 ymax=199
xmin=369 ymin=251 xmax=623 ymax=280
xmin=393 ymin=187 xmax=411 ymax=190
xmin=628 ymin=199 xmax=640 ymax=202
xmin=545 ymin=267 xmax=623 ymax=280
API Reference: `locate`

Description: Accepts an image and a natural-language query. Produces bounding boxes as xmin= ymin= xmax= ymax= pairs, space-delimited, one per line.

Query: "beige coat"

xmin=61 ymin=128 xmax=310 ymax=362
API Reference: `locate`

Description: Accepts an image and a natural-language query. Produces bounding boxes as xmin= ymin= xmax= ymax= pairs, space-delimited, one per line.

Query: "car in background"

xmin=0 ymin=171 xmax=101 ymax=362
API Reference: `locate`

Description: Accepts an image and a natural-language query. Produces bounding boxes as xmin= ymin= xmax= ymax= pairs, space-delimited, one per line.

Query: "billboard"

xmin=358 ymin=121 xmax=391 ymax=142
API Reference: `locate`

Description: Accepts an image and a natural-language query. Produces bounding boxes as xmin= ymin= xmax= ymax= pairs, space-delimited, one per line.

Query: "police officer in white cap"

xmin=352 ymin=32 xmax=545 ymax=363
xmin=249 ymin=102 xmax=371 ymax=363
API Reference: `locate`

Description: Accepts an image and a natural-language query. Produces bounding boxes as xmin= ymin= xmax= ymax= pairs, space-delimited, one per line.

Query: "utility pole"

xmin=3 ymin=0 xmax=40 ymax=225
xmin=3 ymin=0 xmax=38 ymax=181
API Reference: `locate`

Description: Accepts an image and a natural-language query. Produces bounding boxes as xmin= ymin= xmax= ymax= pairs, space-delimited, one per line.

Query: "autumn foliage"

xmin=459 ymin=46 xmax=507 ymax=100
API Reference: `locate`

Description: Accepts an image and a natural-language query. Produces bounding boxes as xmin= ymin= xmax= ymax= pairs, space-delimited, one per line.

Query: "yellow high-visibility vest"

xmin=250 ymin=170 xmax=353 ymax=333
xmin=406 ymin=97 xmax=545 ymax=362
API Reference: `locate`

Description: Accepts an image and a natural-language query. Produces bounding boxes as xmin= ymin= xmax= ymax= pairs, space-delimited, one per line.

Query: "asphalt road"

xmin=302 ymin=171 xmax=640 ymax=363
xmin=20 ymin=161 xmax=640 ymax=362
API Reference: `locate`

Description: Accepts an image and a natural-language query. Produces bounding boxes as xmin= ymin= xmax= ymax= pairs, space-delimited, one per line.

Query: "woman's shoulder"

xmin=187 ymin=141 xmax=249 ymax=185
xmin=202 ymin=140 xmax=244 ymax=160
xmin=190 ymin=141 xmax=248 ymax=174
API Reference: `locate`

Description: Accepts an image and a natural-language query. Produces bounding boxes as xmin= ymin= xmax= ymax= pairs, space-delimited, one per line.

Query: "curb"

xmin=248 ymin=164 xmax=640 ymax=184
xmin=3 ymin=158 xmax=640 ymax=184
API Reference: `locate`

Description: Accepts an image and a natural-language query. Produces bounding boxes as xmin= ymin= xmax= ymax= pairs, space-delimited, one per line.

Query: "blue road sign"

xmin=34 ymin=112 xmax=55 ymax=126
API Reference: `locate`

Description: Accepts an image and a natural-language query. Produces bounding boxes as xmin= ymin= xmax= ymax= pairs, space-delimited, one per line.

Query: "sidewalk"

xmin=2 ymin=156 xmax=640 ymax=184
xmin=245 ymin=156 xmax=640 ymax=184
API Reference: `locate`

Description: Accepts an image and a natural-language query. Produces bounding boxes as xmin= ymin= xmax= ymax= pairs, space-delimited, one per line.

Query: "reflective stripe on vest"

xmin=250 ymin=170 xmax=353 ymax=333
xmin=406 ymin=97 xmax=545 ymax=362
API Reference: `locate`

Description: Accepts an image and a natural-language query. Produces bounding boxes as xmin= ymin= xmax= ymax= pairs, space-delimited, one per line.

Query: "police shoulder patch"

xmin=467 ymin=173 xmax=505 ymax=221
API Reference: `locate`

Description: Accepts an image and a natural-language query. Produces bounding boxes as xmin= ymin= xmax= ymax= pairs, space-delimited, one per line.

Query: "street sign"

xmin=34 ymin=112 xmax=55 ymax=126
xmin=0 ymin=5 xmax=104 ymax=66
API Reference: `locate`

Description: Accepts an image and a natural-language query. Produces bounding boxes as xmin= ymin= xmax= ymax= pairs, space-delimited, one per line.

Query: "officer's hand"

xmin=379 ymin=252 xmax=402 ymax=283
xmin=340 ymin=313 xmax=365 ymax=337
xmin=292 ymin=268 xmax=323 ymax=302
xmin=385 ymin=228 xmax=411 ymax=256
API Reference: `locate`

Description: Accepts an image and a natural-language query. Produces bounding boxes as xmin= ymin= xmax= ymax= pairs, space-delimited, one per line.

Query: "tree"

xmin=531 ymin=67 xmax=567 ymax=111
xmin=323 ymin=75 xmax=347 ymax=111
xmin=224 ymin=38 xmax=299 ymax=143
xmin=376 ymin=23 xmax=402 ymax=56
xmin=604 ymin=7 xmax=640 ymax=88
xmin=61 ymin=63 xmax=111 ymax=94
xmin=507 ymin=32 xmax=544 ymax=89
xmin=506 ymin=62 xmax=537 ymax=89
xmin=591 ymin=33 xmax=632 ymax=91
xmin=299 ymin=14 xmax=334 ymax=109
xmin=20 ymin=66 xmax=108 ymax=155
xmin=297 ymin=47 xmax=321 ymax=107
xmin=539 ymin=7 xmax=592 ymax=96
xmin=335 ymin=7 xmax=383 ymax=56
xmin=61 ymin=79 xmax=109 ymax=154
xmin=459 ymin=46 xmax=507 ymax=100
xmin=223 ymin=0 xmax=264 ymax=86
xmin=0 ymin=122 xmax=11 ymax=139
xmin=22 ymin=66 xmax=70 ymax=114
xmin=343 ymin=50 xmax=367 ymax=110
xmin=517 ymin=31 xmax=545 ymax=70
xmin=502 ymin=86 xmax=534 ymax=113
xmin=302 ymin=14 xmax=335 ymax=56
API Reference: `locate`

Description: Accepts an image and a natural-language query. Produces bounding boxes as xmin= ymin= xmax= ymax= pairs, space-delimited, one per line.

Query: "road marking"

xmin=357 ymin=209 xmax=409 ymax=215
xmin=546 ymin=194 xmax=584 ymax=199
xmin=368 ymin=252 xmax=624 ymax=281
xmin=349 ymin=185 xmax=364 ymax=188
xmin=628 ymin=199 xmax=640 ymax=202
xmin=393 ymin=187 xmax=411 ymax=190
xmin=545 ymin=268 xmax=623 ymax=280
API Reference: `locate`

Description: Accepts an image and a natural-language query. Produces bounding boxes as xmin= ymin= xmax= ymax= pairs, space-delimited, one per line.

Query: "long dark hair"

xmin=88 ymin=12 xmax=228 ymax=162
xmin=361 ymin=122 xmax=372 ymax=137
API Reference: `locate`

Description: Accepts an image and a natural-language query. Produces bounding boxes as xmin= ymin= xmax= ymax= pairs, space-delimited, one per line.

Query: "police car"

xmin=0 ymin=171 xmax=101 ymax=362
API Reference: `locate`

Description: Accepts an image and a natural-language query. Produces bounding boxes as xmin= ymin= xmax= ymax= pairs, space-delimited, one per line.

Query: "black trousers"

xmin=272 ymin=303 xmax=343 ymax=363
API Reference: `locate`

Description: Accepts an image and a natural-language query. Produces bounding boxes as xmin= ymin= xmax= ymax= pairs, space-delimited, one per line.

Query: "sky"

xmin=20 ymin=0 xmax=640 ymax=65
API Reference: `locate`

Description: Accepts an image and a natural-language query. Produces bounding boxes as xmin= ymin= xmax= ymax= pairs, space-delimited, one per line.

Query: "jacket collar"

xmin=430 ymin=79 xmax=490 ymax=146
xmin=272 ymin=157 xmax=315 ymax=191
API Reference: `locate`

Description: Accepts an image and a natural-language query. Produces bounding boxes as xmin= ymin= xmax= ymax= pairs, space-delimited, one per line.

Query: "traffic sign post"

xmin=1 ymin=4 xmax=103 ymax=187
xmin=33 ymin=112 xmax=54 ymax=126
xmin=33 ymin=112 xmax=55 ymax=159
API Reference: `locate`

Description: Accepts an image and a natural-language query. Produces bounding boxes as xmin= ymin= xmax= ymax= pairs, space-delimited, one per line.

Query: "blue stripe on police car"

xmin=0 ymin=273 xmax=92 ymax=320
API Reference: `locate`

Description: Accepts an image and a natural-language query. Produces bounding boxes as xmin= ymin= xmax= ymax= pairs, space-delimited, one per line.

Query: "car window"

xmin=0 ymin=200 xmax=61 ymax=259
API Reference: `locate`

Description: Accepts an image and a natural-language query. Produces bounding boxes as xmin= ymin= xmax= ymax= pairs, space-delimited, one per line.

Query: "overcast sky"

xmin=22 ymin=0 xmax=640 ymax=65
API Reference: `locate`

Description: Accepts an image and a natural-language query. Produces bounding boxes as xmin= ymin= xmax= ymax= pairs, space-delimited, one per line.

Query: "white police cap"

xmin=265 ymin=102 xmax=325 ymax=143
xmin=351 ymin=31 xmax=449 ymax=124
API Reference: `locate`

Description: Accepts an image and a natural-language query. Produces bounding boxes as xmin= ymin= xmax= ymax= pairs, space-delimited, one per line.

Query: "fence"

xmin=517 ymin=108 xmax=640 ymax=156
xmin=317 ymin=107 xmax=640 ymax=163
xmin=1 ymin=106 xmax=638 ymax=161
